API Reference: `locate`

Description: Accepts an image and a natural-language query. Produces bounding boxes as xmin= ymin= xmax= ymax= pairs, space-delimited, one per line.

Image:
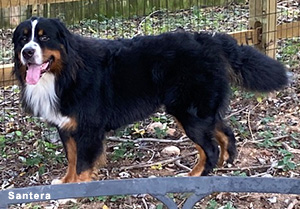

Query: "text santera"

xmin=8 ymin=191 xmax=51 ymax=200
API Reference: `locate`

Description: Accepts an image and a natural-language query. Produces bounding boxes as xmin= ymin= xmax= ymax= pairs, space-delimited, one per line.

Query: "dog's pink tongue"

xmin=26 ymin=63 xmax=49 ymax=85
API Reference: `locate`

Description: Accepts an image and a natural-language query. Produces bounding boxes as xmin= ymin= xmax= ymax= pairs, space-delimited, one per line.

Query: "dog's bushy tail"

xmin=215 ymin=33 xmax=289 ymax=92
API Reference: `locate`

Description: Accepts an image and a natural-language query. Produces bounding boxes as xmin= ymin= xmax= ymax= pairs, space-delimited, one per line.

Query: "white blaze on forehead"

xmin=21 ymin=19 xmax=43 ymax=65
xmin=30 ymin=19 xmax=38 ymax=41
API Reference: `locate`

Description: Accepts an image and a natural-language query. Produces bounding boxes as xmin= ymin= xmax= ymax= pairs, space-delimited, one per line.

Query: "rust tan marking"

xmin=91 ymin=141 xmax=107 ymax=180
xmin=95 ymin=141 xmax=107 ymax=168
xmin=215 ymin=130 xmax=229 ymax=167
xmin=77 ymin=169 xmax=93 ymax=182
xmin=19 ymin=65 xmax=27 ymax=82
xmin=43 ymin=49 xmax=63 ymax=75
xmin=61 ymin=137 xmax=77 ymax=183
xmin=92 ymin=168 xmax=99 ymax=180
xmin=23 ymin=28 xmax=28 ymax=34
xmin=188 ymin=144 xmax=207 ymax=176
xmin=175 ymin=119 xmax=185 ymax=133
xmin=97 ymin=151 xmax=107 ymax=167
xmin=60 ymin=137 xmax=94 ymax=183
xmin=16 ymin=55 xmax=27 ymax=82
xmin=62 ymin=117 xmax=77 ymax=132
xmin=175 ymin=119 xmax=206 ymax=176
xmin=38 ymin=29 xmax=43 ymax=36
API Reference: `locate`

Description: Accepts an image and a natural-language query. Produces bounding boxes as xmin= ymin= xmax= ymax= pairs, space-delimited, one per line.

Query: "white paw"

xmin=51 ymin=179 xmax=63 ymax=185
xmin=57 ymin=198 xmax=77 ymax=204
xmin=175 ymin=172 xmax=189 ymax=177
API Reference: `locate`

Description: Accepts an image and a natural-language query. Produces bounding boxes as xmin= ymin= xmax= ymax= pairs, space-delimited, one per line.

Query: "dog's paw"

xmin=51 ymin=179 xmax=63 ymax=185
xmin=175 ymin=172 xmax=189 ymax=177
xmin=57 ymin=198 xmax=77 ymax=204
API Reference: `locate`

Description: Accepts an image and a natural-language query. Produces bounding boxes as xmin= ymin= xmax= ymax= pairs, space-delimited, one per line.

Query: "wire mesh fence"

xmin=0 ymin=0 xmax=299 ymax=208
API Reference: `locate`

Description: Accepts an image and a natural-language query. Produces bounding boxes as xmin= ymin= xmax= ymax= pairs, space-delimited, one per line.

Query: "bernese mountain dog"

xmin=12 ymin=17 xmax=288 ymax=184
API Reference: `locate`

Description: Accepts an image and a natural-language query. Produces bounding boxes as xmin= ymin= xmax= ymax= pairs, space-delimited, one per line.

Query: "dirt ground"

xmin=0 ymin=1 xmax=300 ymax=209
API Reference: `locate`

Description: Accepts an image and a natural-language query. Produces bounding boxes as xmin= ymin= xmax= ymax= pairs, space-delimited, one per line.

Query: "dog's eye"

xmin=22 ymin=36 xmax=28 ymax=41
xmin=39 ymin=35 xmax=50 ymax=42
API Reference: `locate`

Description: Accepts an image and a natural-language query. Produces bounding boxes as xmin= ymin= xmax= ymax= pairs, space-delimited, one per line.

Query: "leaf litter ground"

xmin=0 ymin=1 xmax=300 ymax=208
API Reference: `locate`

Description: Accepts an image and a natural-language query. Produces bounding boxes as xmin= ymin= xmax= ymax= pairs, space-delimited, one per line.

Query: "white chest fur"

xmin=24 ymin=73 xmax=70 ymax=127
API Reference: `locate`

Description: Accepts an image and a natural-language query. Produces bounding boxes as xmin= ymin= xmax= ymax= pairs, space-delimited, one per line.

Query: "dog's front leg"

xmin=53 ymin=123 xmax=106 ymax=184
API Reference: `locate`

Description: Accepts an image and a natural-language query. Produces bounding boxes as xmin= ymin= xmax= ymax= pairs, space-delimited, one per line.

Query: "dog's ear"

xmin=12 ymin=33 xmax=26 ymax=86
xmin=12 ymin=26 xmax=20 ymax=47
xmin=50 ymin=18 xmax=70 ymax=37
xmin=12 ymin=20 xmax=29 ymax=86
xmin=49 ymin=18 xmax=73 ymax=53
xmin=48 ymin=18 xmax=78 ymax=84
xmin=12 ymin=21 xmax=27 ymax=50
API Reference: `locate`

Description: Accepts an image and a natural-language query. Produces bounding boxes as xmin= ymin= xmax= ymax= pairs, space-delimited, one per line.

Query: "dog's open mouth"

xmin=26 ymin=58 xmax=53 ymax=85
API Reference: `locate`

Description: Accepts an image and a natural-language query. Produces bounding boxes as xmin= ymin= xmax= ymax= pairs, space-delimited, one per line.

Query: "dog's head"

xmin=13 ymin=17 xmax=70 ymax=85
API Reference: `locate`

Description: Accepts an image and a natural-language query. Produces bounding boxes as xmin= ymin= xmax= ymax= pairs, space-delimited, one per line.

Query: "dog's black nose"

xmin=22 ymin=48 xmax=35 ymax=60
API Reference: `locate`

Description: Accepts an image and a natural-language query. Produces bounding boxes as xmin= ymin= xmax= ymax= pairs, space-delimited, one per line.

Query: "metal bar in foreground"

xmin=0 ymin=176 xmax=299 ymax=209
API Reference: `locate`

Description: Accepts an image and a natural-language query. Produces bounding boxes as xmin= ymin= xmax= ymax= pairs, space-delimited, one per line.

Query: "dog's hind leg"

xmin=215 ymin=121 xmax=236 ymax=166
xmin=188 ymin=144 xmax=208 ymax=176
xmin=176 ymin=116 xmax=236 ymax=169
xmin=169 ymin=110 xmax=219 ymax=176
